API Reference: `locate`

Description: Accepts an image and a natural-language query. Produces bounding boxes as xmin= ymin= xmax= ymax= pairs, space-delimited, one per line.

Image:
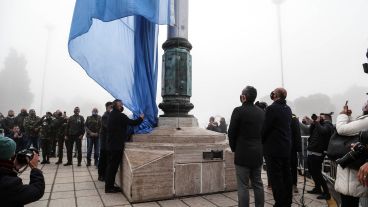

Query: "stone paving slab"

xmin=23 ymin=148 xmax=328 ymax=207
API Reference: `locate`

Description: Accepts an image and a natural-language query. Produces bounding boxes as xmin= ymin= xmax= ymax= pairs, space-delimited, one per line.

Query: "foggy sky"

xmin=0 ymin=0 xmax=368 ymax=126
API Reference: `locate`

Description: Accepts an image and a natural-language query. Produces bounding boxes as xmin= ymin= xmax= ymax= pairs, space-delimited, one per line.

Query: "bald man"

xmin=262 ymin=88 xmax=293 ymax=207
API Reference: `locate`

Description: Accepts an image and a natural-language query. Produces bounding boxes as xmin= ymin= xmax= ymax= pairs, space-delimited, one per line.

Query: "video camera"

xmin=336 ymin=131 xmax=368 ymax=168
xmin=16 ymin=147 xmax=39 ymax=166
xmin=363 ymin=49 xmax=368 ymax=74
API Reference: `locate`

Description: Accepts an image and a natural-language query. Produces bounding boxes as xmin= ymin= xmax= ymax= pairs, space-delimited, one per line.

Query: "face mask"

xmin=270 ymin=92 xmax=275 ymax=100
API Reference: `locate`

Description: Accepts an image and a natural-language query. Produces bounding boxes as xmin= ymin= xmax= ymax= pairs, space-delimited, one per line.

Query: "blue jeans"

xmin=27 ymin=136 xmax=39 ymax=150
xmin=236 ymin=165 xmax=264 ymax=207
xmin=87 ymin=136 xmax=100 ymax=164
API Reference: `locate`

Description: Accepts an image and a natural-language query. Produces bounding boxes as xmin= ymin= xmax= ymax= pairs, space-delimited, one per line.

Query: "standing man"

xmin=15 ymin=109 xmax=28 ymax=150
xmin=228 ymin=86 xmax=265 ymax=207
xmin=24 ymin=109 xmax=41 ymax=150
xmin=64 ymin=107 xmax=85 ymax=166
xmin=291 ymin=114 xmax=302 ymax=193
xmin=85 ymin=108 xmax=102 ymax=167
xmin=306 ymin=112 xmax=334 ymax=200
xmin=105 ymin=99 xmax=143 ymax=193
xmin=40 ymin=112 xmax=54 ymax=164
xmin=53 ymin=110 xmax=67 ymax=164
xmin=98 ymin=102 xmax=113 ymax=181
xmin=262 ymin=88 xmax=293 ymax=207
xmin=3 ymin=110 xmax=16 ymax=137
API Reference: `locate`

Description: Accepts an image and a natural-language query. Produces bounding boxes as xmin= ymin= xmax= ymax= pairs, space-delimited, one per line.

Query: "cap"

xmin=0 ymin=135 xmax=16 ymax=160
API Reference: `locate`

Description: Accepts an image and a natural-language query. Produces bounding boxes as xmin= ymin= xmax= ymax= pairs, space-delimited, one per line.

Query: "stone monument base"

xmin=117 ymin=117 xmax=236 ymax=203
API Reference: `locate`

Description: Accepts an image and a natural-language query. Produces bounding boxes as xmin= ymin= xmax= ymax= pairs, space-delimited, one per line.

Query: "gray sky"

xmin=1 ymin=0 xmax=368 ymax=126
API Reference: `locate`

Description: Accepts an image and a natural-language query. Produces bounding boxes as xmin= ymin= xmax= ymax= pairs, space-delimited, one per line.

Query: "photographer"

xmin=306 ymin=112 xmax=334 ymax=200
xmin=335 ymin=102 xmax=368 ymax=207
xmin=0 ymin=135 xmax=45 ymax=206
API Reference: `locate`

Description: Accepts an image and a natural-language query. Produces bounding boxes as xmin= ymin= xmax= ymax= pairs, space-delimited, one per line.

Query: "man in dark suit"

xmin=262 ymin=88 xmax=292 ymax=207
xmin=105 ymin=99 xmax=144 ymax=193
xmin=228 ymin=86 xmax=265 ymax=207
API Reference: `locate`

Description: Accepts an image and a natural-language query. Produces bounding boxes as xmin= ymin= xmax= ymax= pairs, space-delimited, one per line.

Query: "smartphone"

xmin=345 ymin=100 xmax=349 ymax=109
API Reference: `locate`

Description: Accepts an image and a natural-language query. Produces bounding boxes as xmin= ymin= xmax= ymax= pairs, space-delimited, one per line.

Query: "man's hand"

xmin=28 ymin=152 xmax=39 ymax=169
xmin=79 ymin=135 xmax=83 ymax=139
xmin=340 ymin=105 xmax=352 ymax=116
xmin=357 ymin=162 xmax=368 ymax=186
xmin=140 ymin=114 xmax=144 ymax=120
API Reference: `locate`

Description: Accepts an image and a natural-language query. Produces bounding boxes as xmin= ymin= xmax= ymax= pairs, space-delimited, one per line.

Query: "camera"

xmin=311 ymin=114 xmax=318 ymax=121
xmin=336 ymin=131 xmax=368 ymax=169
xmin=16 ymin=147 xmax=38 ymax=165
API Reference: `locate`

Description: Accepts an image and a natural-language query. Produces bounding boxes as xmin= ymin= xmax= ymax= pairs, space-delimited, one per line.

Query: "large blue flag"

xmin=68 ymin=0 xmax=174 ymax=133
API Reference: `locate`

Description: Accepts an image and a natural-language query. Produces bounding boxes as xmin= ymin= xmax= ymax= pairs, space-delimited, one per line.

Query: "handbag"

xmin=327 ymin=131 xmax=359 ymax=161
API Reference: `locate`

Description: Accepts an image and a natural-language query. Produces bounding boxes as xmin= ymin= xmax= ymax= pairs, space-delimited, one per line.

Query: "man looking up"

xmin=228 ymin=86 xmax=265 ymax=207
xmin=262 ymin=88 xmax=293 ymax=207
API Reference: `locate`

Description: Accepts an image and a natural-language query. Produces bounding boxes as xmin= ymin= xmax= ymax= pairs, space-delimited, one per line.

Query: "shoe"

xmin=41 ymin=160 xmax=47 ymax=164
xmin=55 ymin=160 xmax=62 ymax=164
xmin=46 ymin=160 xmax=50 ymax=164
xmin=293 ymin=185 xmax=299 ymax=193
xmin=77 ymin=163 xmax=81 ymax=167
xmin=105 ymin=188 xmax=119 ymax=193
xmin=64 ymin=162 xmax=72 ymax=166
xmin=86 ymin=161 xmax=91 ymax=167
xmin=307 ymin=188 xmax=322 ymax=194
xmin=113 ymin=186 xmax=121 ymax=192
xmin=317 ymin=193 xmax=331 ymax=200
xmin=98 ymin=176 xmax=105 ymax=182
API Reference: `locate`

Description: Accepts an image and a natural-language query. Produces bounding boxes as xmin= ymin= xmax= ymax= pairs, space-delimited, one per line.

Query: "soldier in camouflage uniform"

xmin=85 ymin=108 xmax=102 ymax=166
xmin=53 ymin=110 xmax=67 ymax=164
xmin=23 ymin=109 xmax=42 ymax=150
xmin=40 ymin=112 xmax=54 ymax=164
xmin=64 ymin=107 xmax=85 ymax=166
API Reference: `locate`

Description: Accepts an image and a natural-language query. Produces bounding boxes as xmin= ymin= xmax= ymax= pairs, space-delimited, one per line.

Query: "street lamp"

xmin=272 ymin=0 xmax=286 ymax=88
xmin=40 ymin=24 xmax=54 ymax=115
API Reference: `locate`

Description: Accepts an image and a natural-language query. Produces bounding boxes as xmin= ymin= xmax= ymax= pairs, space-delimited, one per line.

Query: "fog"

xmin=0 ymin=0 xmax=368 ymax=127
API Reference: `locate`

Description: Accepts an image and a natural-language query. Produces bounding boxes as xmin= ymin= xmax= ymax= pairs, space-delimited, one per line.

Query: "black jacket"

xmin=99 ymin=111 xmax=110 ymax=150
xmin=262 ymin=99 xmax=292 ymax=158
xmin=107 ymin=110 xmax=143 ymax=151
xmin=291 ymin=115 xmax=302 ymax=154
xmin=228 ymin=102 xmax=265 ymax=168
xmin=0 ymin=161 xmax=45 ymax=207
xmin=307 ymin=120 xmax=334 ymax=153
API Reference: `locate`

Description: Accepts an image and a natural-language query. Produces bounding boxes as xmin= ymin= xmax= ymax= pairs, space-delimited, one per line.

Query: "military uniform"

xmin=52 ymin=116 xmax=67 ymax=164
xmin=23 ymin=115 xmax=41 ymax=150
xmin=65 ymin=114 xmax=85 ymax=165
xmin=85 ymin=114 xmax=101 ymax=166
xmin=40 ymin=117 xmax=53 ymax=163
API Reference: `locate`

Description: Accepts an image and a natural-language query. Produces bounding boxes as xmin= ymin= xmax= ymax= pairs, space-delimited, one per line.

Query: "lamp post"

xmin=273 ymin=0 xmax=286 ymax=88
xmin=40 ymin=24 xmax=53 ymax=115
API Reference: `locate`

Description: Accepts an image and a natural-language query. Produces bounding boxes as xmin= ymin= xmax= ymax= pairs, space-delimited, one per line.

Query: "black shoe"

xmin=113 ymin=186 xmax=121 ymax=192
xmin=64 ymin=162 xmax=72 ymax=166
xmin=307 ymin=188 xmax=322 ymax=194
xmin=55 ymin=160 xmax=62 ymax=164
xmin=317 ymin=193 xmax=331 ymax=200
xmin=98 ymin=176 xmax=105 ymax=182
xmin=41 ymin=160 xmax=47 ymax=164
xmin=105 ymin=188 xmax=119 ymax=193
xmin=77 ymin=163 xmax=81 ymax=166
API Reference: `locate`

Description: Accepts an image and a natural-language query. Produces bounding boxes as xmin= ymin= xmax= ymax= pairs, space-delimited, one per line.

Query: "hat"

xmin=362 ymin=101 xmax=368 ymax=112
xmin=320 ymin=112 xmax=334 ymax=117
xmin=0 ymin=135 xmax=16 ymax=160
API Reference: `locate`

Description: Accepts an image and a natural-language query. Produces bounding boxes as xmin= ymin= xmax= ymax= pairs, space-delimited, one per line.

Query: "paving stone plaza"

xmin=21 ymin=142 xmax=329 ymax=207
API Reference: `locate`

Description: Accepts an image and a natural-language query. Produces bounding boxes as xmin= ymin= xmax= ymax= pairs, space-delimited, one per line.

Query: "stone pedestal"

xmin=119 ymin=118 xmax=236 ymax=203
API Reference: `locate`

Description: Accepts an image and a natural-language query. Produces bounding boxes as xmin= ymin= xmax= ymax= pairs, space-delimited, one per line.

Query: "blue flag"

xmin=68 ymin=0 xmax=174 ymax=133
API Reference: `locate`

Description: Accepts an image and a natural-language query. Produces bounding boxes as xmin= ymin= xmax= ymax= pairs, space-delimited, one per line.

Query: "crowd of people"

xmin=0 ymin=99 xmax=144 ymax=206
xmin=226 ymin=86 xmax=368 ymax=207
